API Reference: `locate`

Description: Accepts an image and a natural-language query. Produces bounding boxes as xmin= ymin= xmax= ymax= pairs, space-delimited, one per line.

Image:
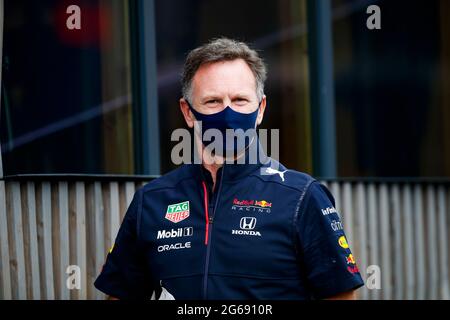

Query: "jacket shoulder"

xmin=140 ymin=164 xmax=196 ymax=193
xmin=253 ymin=158 xmax=316 ymax=192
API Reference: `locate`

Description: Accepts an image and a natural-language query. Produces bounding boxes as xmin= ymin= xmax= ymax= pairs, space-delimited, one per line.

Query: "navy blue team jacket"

xmin=94 ymin=148 xmax=364 ymax=300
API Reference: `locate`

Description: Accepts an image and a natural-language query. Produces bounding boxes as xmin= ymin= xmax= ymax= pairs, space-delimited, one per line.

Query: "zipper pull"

xmin=209 ymin=216 xmax=213 ymax=224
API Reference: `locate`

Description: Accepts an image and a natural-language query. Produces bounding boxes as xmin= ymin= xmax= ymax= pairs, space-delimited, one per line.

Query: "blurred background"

xmin=0 ymin=0 xmax=449 ymax=300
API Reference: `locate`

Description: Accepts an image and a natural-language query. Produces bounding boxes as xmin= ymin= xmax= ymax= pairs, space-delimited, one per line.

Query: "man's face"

xmin=180 ymin=58 xmax=266 ymax=128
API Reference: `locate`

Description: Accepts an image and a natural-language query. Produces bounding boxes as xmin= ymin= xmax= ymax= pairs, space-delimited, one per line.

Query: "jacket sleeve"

xmin=94 ymin=188 xmax=154 ymax=299
xmin=295 ymin=181 xmax=364 ymax=299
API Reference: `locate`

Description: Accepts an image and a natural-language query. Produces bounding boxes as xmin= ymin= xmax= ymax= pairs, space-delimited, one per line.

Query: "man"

xmin=94 ymin=38 xmax=364 ymax=300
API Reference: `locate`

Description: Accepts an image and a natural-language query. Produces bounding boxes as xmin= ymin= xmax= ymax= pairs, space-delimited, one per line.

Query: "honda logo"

xmin=240 ymin=217 xmax=257 ymax=230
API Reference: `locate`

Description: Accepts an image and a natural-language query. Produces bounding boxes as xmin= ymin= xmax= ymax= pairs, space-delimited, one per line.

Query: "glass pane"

xmin=1 ymin=0 xmax=134 ymax=175
xmin=154 ymin=0 xmax=313 ymax=175
xmin=333 ymin=0 xmax=450 ymax=177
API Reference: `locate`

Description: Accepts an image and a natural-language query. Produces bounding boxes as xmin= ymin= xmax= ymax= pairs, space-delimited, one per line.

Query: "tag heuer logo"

xmin=165 ymin=201 xmax=190 ymax=223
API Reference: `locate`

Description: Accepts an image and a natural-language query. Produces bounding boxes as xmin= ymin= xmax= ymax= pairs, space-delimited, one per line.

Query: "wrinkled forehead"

xmin=191 ymin=59 xmax=257 ymax=99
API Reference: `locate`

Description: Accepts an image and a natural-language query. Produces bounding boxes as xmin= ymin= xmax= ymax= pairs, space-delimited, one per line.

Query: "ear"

xmin=180 ymin=98 xmax=195 ymax=128
xmin=256 ymin=95 xmax=267 ymax=126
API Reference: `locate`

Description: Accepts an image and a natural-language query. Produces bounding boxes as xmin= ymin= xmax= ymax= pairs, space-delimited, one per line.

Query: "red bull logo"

xmin=233 ymin=198 xmax=255 ymax=206
xmin=347 ymin=265 xmax=360 ymax=274
xmin=255 ymin=200 xmax=272 ymax=208
xmin=346 ymin=254 xmax=356 ymax=265
xmin=232 ymin=198 xmax=272 ymax=213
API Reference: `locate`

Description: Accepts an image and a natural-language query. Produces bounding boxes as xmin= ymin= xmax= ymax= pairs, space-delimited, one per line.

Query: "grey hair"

xmin=181 ymin=37 xmax=267 ymax=102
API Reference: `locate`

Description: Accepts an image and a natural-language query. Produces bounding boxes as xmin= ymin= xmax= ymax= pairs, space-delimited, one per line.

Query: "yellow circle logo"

xmin=338 ymin=236 xmax=349 ymax=249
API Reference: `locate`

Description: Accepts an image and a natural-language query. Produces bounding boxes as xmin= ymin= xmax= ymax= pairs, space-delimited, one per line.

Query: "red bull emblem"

xmin=347 ymin=265 xmax=360 ymax=274
xmin=233 ymin=198 xmax=254 ymax=206
xmin=232 ymin=198 xmax=272 ymax=213
xmin=346 ymin=254 xmax=356 ymax=265
xmin=255 ymin=200 xmax=272 ymax=208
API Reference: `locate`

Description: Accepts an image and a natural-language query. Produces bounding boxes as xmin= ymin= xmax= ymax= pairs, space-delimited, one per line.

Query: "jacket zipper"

xmin=201 ymin=166 xmax=225 ymax=299
xmin=201 ymin=181 xmax=210 ymax=245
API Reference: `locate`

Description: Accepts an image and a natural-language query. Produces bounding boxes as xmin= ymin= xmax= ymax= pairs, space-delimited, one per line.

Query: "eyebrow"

xmin=231 ymin=94 xmax=251 ymax=100
xmin=201 ymin=94 xmax=252 ymax=102
xmin=201 ymin=96 xmax=222 ymax=102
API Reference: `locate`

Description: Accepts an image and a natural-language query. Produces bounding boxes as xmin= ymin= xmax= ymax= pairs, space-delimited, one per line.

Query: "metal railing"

xmin=0 ymin=175 xmax=449 ymax=300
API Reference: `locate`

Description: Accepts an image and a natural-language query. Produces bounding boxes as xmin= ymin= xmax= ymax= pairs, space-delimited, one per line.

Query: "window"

xmin=333 ymin=0 xmax=450 ymax=177
xmin=1 ymin=0 xmax=135 ymax=175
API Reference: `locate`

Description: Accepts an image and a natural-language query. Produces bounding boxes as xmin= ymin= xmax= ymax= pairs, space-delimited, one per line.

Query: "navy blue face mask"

xmin=186 ymin=100 xmax=261 ymax=157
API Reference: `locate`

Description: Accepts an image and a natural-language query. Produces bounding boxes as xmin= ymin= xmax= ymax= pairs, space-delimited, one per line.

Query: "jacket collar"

xmin=190 ymin=138 xmax=270 ymax=183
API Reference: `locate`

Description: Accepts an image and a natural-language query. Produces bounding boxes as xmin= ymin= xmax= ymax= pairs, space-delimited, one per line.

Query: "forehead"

xmin=191 ymin=59 xmax=257 ymax=97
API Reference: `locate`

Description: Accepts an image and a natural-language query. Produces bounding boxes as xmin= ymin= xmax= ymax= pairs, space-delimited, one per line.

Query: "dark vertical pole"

xmin=307 ymin=0 xmax=337 ymax=178
xmin=0 ymin=0 xmax=4 ymax=178
xmin=130 ymin=0 xmax=161 ymax=175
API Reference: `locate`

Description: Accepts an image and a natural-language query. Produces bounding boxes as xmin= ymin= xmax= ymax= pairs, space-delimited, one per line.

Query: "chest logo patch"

xmin=338 ymin=236 xmax=349 ymax=249
xmin=165 ymin=201 xmax=190 ymax=223
xmin=264 ymin=167 xmax=287 ymax=182
xmin=232 ymin=198 xmax=272 ymax=213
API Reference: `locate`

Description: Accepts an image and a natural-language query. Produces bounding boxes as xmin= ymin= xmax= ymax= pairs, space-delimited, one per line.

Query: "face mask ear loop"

xmin=253 ymin=100 xmax=263 ymax=129
xmin=186 ymin=99 xmax=194 ymax=112
xmin=186 ymin=100 xmax=202 ymax=123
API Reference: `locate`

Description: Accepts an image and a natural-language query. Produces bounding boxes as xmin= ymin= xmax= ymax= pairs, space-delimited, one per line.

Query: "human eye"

xmin=234 ymin=97 xmax=249 ymax=105
xmin=205 ymin=99 xmax=220 ymax=105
